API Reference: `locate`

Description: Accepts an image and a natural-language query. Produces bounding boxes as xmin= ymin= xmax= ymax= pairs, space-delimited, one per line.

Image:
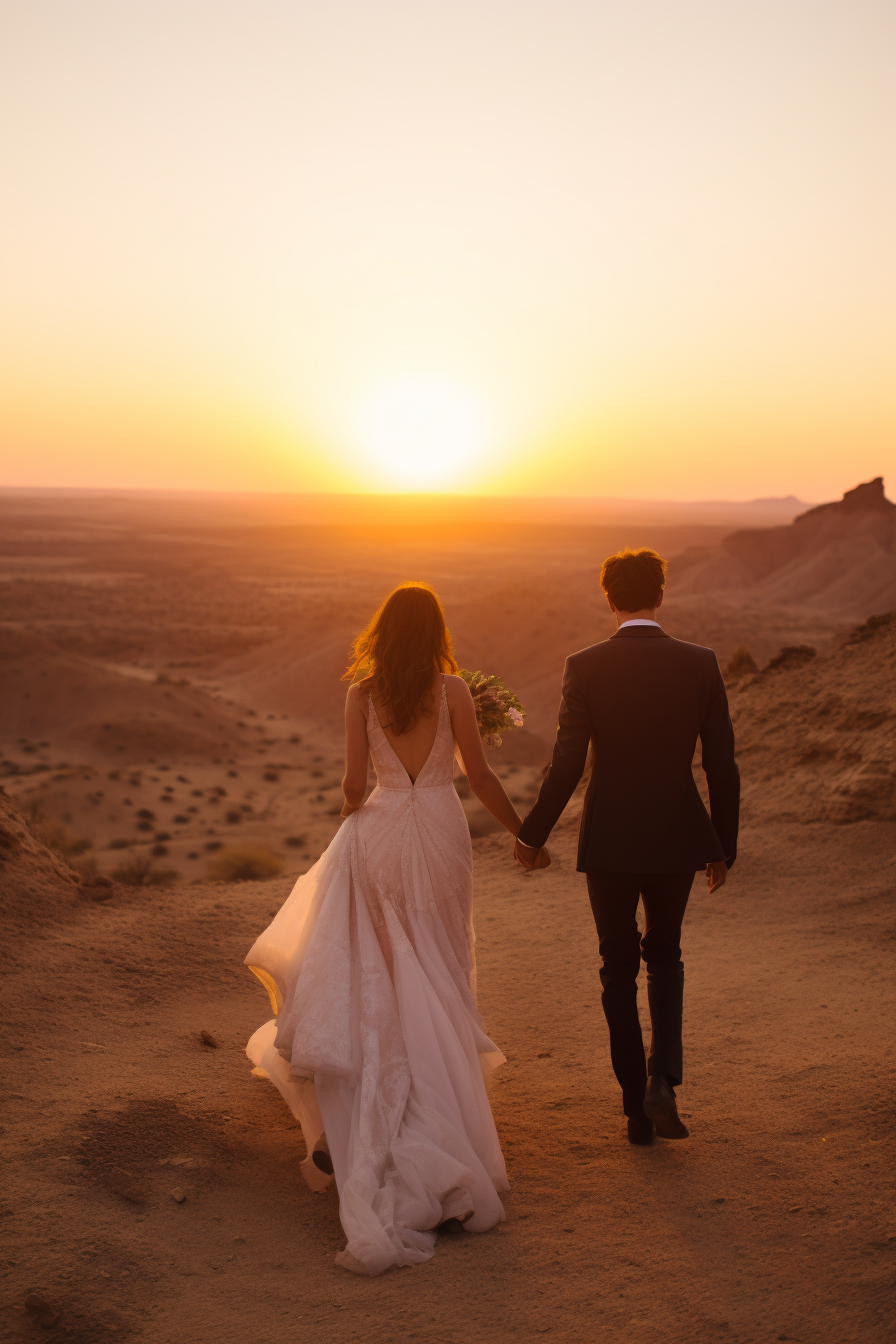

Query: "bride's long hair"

xmin=344 ymin=582 xmax=458 ymax=736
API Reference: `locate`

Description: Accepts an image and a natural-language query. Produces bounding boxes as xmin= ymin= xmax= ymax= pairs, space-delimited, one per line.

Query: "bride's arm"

xmin=447 ymin=677 xmax=523 ymax=837
xmin=341 ymin=683 xmax=370 ymax=817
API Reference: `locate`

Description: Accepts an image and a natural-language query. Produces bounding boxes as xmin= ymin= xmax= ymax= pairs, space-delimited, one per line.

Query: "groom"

xmin=514 ymin=548 xmax=739 ymax=1145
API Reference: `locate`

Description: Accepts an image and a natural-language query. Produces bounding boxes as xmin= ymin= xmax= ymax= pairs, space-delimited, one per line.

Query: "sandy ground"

xmin=2 ymin=812 xmax=894 ymax=1344
xmin=2 ymin=490 xmax=893 ymax=1341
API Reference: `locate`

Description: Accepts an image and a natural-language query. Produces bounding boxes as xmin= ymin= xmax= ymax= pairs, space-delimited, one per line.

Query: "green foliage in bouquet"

xmin=459 ymin=669 xmax=525 ymax=748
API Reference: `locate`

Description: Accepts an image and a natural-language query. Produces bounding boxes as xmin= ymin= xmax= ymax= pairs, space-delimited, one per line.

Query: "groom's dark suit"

xmin=517 ymin=623 xmax=739 ymax=1115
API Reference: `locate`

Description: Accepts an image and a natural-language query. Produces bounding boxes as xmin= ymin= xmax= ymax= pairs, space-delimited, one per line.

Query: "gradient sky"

xmin=1 ymin=0 xmax=894 ymax=500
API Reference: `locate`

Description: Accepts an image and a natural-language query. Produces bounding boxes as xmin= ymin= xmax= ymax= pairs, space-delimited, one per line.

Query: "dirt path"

xmin=2 ymin=817 xmax=893 ymax=1344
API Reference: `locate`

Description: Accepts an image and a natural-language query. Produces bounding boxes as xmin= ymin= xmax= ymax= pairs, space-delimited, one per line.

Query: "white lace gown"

xmin=244 ymin=682 xmax=508 ymax=1275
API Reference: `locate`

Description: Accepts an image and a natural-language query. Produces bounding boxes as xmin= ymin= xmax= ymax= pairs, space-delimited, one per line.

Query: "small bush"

xmin=225 ymin=810 xmax=242 ymax=824
xmin=24 ymin=803 xmax=93 ymax=862
xmin=724 ymin=645 xmax=759 ymax=679
xmin=205 ymin=845 xmax=283 ymax=883
xmin=765 ymin=645 xmax=817 ymax=672
xmin=107 ymin=838 xmax=132 ymax=850
xmin=284 ymin=835 xmax=307 ymax=848
xmin=151 ymin=844 xmax=169 ymax=857
xmin=111 ymin=854 xmax=180 ymax=887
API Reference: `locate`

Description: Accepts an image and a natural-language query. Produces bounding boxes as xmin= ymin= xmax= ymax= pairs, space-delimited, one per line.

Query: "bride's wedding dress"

xmin=244 ymin=680 xmax=508 ymax=1275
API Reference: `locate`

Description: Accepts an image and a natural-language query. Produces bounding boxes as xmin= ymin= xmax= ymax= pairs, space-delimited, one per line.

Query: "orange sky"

xmin=1 ymin=1 xmax=894 ymax=501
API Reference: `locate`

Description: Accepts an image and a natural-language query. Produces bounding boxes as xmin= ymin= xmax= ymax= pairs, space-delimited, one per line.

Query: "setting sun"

xmin=356 ymin=377 xmax=488 ymax=490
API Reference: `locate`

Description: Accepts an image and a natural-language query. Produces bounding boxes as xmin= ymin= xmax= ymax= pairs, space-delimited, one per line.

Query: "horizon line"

xmin=0 ymin=483 xmax=816 ymax=507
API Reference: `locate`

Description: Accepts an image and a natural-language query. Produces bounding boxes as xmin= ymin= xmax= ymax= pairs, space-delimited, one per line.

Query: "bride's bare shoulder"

xmin=346 ymin=680 xmax=371 ymax=713
xmin=443 ymin=674 xmax=472 ymax=704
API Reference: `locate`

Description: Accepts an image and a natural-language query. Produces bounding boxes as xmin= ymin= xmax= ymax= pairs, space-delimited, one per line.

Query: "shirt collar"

xmin=617 ymin=619 xmax=663 ymax=629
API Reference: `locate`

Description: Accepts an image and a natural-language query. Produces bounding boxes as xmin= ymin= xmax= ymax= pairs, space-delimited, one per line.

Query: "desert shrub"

xmin=206 ymin=845 xmax=283 ymax=883
xmin=151 ymin=844 xmax=169 ymax=857
xmin=107 ymin=838 xmax=132 ymax=850
xmin=24 ymin=803 xmax=93 ymax=862
xmin=284 ymin=835 xmax=307 ymax=848
xmin=724 ymin=645 xmax=759 ymax=679
xmin=263 ymin=770 xmax=279 ymax=782
xmin=765 ymin=645 xmax=817 ymax=672
xmin=111 ymin=854 xmax=179 ymax=886
xmin=172 ymin=813 xmax=190 ymax=824
xmin=225 ymin=810 xmax=242 ymax=824
xmin=842 ymin=611 xmax=893 ymax=645
xmin=136 ymin=808 xmax=155 ymax=819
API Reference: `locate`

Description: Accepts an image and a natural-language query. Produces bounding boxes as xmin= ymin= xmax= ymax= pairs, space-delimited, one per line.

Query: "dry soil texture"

xmin=1 ymin=810 xmax=894 ymax=1344
xmin=1 ymin=490 xmax=894 ymax=1343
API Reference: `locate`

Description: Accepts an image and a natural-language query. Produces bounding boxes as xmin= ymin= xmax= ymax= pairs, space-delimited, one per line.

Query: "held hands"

xmin=706 ymin=861 xmax=728 ymax=893
xmin=514 ymin=837 xmax=551 ymax=871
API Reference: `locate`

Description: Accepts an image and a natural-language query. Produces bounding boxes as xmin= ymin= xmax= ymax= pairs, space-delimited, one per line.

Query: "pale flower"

xmin=508 ymin=708 xmax=523 ymax=726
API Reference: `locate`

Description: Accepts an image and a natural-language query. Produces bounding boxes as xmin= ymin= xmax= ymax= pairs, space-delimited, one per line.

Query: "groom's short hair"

xmin=600 ymin=547 xmax=666 ymax=611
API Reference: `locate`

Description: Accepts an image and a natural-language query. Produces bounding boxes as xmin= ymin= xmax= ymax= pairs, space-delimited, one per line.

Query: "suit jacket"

xmin=517 ymin=625 xmax=740 ymax=873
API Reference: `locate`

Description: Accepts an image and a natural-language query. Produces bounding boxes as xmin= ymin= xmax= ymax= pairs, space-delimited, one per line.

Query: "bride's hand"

xmin=514 ymin=838 xmax=551 ymax=870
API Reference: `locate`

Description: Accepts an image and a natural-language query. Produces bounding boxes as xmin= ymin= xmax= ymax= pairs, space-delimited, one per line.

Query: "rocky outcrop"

xmin=672 ymin=479 xmax=896 ymax=618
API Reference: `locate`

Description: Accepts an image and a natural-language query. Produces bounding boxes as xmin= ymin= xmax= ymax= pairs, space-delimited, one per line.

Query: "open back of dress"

xmin=245 ymin=680 xmax=508 ymax=1275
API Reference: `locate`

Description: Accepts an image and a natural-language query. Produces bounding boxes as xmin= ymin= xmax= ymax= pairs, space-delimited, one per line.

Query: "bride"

xmin=244 ymin=581 xmax=533 ymax=1275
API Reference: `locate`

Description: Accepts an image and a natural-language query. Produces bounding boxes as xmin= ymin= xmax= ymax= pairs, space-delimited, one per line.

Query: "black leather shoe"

xmin=627 ymin=1114 xmax=655 ymax=1145
xmin=644 ymin=1075 xmax=689 ymax=1138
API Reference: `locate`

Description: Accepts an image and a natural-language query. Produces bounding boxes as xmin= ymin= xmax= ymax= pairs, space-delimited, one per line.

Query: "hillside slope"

xmin=0 ymin=628 xmax=254 ymax=764
xmin=728 ymin=612 xmax=894 ymax=824
xmin=672 ymin=478 xmax=896 ymax=618
xmin=0 ymin=788 xmax=89 ymax=942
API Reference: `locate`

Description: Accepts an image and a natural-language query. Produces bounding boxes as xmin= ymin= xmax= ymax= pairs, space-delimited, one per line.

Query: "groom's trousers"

xmin=586 ymin=870 xmax=694 ymax=1117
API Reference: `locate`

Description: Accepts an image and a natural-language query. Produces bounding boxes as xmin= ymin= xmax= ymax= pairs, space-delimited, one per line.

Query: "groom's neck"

xmin=612 ymin=606 xmax=660 ymax=628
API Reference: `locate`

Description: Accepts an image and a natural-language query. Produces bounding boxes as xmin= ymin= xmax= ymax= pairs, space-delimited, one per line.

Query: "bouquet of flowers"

xmin=459 ymin=669 xmax=525 ymax=748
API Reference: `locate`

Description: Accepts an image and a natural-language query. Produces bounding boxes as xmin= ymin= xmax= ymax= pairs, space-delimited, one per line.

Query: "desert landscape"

xmin=1 ymin=481 xmax=894 ymax=1342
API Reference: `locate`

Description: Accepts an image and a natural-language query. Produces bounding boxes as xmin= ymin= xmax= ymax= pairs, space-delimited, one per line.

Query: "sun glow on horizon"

xmin=1 ymin=3 xmax=894 ymax=499
xmin=355 ymin=377 xmax=489 ymax=490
